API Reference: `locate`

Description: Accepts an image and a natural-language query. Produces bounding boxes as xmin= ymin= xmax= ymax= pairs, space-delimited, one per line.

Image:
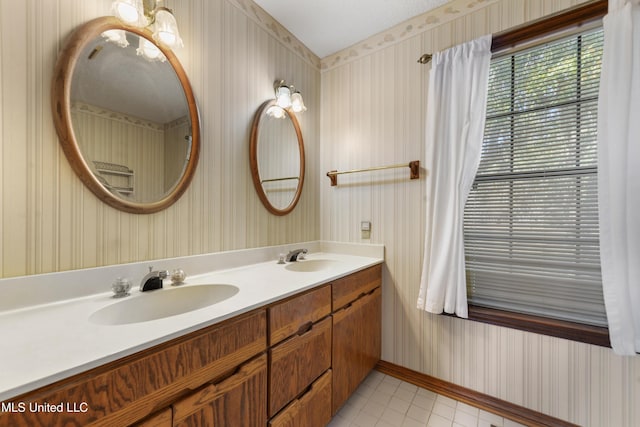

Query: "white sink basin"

xmin=89 ymin=284 xmax=239 ymax=325
xmin=284 ymin=259 xmax=341 ymax=272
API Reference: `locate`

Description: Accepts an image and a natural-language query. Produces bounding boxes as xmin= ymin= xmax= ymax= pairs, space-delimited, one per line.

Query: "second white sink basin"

xmin=89 ymin=284 xmax=239 ymax=325
xmin=284 ymin=259 xmax=341 ymax=272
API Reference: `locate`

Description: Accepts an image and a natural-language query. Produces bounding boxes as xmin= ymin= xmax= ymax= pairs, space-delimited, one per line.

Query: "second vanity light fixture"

xmin=110 ymin=0 xmax=183 ymax=61
xmin=267 ymin=80 xmax=307 ymax=118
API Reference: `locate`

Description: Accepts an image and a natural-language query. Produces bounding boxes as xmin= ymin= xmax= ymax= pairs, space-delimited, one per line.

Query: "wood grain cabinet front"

xmin=268 ymin=285 xmax=331 ymax=346
xmin=332 ymin=272 xmax=382 ymax=415
xmin=0 ymin=309 xmax=266 ymax=427
xmin=268 ymin=316 xmax=332 ymax=417
xmin=268 ymin=370 xmax=332 ymax=427
xmin=171 ymin=354 xmax=268 ymax=427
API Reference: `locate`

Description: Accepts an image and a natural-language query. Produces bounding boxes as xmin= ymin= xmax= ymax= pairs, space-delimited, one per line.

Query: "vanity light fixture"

xmin=111 ymin=0 xmax=183 ymax=49
xmin=101 ymin=29 xmax=129 ymax=47
xmin=267 ymin=80 xmax=307 ymax=118
xmin=137 ymin=37 xmax=166 ymax=62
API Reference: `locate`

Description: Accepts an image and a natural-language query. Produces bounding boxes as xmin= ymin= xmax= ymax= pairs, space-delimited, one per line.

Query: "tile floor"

xmin=328 ymin=370 xmax=528 ymax=427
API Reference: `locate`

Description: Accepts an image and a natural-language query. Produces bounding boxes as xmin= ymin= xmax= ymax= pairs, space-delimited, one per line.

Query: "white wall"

xmin=320 ymin=0 xmax=640 ymax=426
xmin=0 ymin=0 xmax=320 ymax=278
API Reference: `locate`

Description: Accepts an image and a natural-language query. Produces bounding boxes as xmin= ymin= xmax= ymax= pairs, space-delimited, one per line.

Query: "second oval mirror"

xmin=250 ymin=100 xmax=305 ymax=216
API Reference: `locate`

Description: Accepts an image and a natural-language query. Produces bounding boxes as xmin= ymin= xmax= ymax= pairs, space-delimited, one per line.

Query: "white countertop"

xmin=0 ymin=243 xmax=383 ymax=401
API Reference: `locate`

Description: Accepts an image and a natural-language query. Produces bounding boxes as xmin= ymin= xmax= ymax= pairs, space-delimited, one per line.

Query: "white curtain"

xmin=598 ymin=0 xmax=640 ymax=355
xmin=417 ymin=35 xmax=491 ymax=317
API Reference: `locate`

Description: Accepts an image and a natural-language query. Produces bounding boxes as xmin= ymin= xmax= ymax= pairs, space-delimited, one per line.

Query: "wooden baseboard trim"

xmin=375 ymin=361 xmax=579 ymax=427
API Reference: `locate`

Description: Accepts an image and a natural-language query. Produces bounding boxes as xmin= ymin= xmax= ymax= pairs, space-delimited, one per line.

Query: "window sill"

xmin=467 ymin=305 xmax=611 ymax=348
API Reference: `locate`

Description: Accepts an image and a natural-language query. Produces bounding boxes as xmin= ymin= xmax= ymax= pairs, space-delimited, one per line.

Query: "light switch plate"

xmin=361 ymin=221 xmax=371 ymax=231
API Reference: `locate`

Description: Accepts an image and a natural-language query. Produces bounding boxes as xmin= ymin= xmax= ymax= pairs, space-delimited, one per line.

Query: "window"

xmin=464 ymin=27 xmax=607 ymax=328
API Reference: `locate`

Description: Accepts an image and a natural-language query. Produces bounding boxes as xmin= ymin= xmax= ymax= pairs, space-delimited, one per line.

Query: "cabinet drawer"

xmin=269 ymin=316 xmax=332 ymax=417
xmin=332 ymin=264 xmax=382 ymax=311
xmin=172 ymin=354 xmax=267 ymax=427
xmin=269 ymin=285 xmax=331 ymax=346
xmin=269 ymin=370 xmax=332 ymax=427
xmin=0 ymin=310 xmax=267 ymax=427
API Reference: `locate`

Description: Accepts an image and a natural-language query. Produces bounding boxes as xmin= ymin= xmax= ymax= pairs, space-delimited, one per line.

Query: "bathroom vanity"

xmin=0 ymin=243 xmax=382 ymax=426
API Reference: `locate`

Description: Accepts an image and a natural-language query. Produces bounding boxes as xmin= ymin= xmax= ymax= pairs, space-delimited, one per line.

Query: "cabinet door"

xmin=172 ymin=355 xmax=267 ymax=427
xmin=269 ymin=370 xmax=332 ymax=427
xmin=269 ymin=316 xmax=332 ymax=417
xmin=332 ymin=287 xmax=381 ymax=414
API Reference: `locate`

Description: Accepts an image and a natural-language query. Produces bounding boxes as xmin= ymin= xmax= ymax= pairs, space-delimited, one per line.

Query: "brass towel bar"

xmin=326 ymin=161 xmax=420 ymax=186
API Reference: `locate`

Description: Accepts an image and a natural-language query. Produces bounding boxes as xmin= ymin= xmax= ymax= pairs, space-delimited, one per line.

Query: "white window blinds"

xmin=464 ymin=27 xmax=607 ymax=327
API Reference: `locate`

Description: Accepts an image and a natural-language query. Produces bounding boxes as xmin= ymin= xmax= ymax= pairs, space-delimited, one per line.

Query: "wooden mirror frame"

xmin=249 ymin=100 xmax=305 ymax=216
xmin=51 ymin=16 xmax=200 ymax=214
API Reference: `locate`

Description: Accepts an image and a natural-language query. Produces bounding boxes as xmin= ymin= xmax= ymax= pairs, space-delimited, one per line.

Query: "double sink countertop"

xmin=0 ymin=241 xmax=384 ymax=401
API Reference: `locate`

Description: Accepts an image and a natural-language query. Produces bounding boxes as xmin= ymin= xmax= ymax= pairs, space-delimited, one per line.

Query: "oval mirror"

xmin=250 ymin=100 xmax=305 ymax=216
xmin=51 ymin=17 xmax=200 ymax=214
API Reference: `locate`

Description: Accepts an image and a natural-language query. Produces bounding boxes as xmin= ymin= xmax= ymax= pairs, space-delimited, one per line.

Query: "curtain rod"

xmin=416 ymin=0 xmax=607 ymax=63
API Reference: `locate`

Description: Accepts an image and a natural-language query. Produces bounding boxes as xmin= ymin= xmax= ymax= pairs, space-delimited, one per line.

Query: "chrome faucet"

xmin=140 ymin=267 xmax=169 ymax=292
xmin=285 ymin=248 xmax=308 ymax=262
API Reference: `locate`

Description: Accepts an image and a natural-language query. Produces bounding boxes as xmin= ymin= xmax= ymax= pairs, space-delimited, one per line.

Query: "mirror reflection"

xmin=70 ymin=30 xmax=191 ymax=203
xmin=52 ymin=16 xmax=200 ymax=214
xmin=250 ymin=100 xmax=305 ymax=215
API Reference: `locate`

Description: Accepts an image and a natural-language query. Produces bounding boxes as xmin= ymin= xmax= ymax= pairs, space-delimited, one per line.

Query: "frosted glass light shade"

xmin=275 ymin=86 xmax=292 ymax=109
xmin=136 ymin=37 xmax=166 ymax=62
xmin=290 ymin=92 xmax=306 ymax=112
xmin=153 ymin=9 xmax=183 ymax=48
xmin=266 ymin=105 xmax=286 ymax=119
xmin=112 ymin=0 xmax=145 ymax=27
xmin=101 ymin=30 xmax=129 ymax=47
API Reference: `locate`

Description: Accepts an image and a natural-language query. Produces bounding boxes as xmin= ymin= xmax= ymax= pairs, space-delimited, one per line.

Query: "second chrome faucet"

xmin=140 ymin=268 xmax=169 ymax=292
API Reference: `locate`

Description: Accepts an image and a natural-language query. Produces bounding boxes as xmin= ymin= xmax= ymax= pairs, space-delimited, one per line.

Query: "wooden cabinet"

xmin=267 ymin=286 xmax=332 ymax=418
xmin=269 ymin=316 xmax=332 ymax=416
xmin=0 ymin=310 xmax=266 ymax=427
xmin=172 ymin=354 xmax=267 ymax=427
xmin=269 ymin=370 xmax=332 ymax=427
xmin=332 ymin=265 xmax=382 ymax=414
xmin=2 ymin=263 xmax=383 ymax=427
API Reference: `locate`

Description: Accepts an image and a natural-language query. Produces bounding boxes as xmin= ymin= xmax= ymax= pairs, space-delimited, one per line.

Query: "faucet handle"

xmin=171 ymin=269 xmax=186 ymax=286
xmin=111 ymin=277 xmax=131 ymax=298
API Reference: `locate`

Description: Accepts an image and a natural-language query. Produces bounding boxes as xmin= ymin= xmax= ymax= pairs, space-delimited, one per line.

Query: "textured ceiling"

xmin=253 ymin=0 xmax=450 ymax=58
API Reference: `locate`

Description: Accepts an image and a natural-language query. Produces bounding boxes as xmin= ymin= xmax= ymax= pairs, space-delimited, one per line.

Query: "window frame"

xmin=465 ymin=0 xmax=610 ymax=348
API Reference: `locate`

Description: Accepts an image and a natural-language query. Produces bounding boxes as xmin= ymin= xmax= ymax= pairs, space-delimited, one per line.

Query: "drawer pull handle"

xmin=296 ymin=321 xmax=313 ymax=336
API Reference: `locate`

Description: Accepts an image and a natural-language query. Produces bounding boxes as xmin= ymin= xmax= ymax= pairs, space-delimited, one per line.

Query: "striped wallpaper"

xmin=1 ymin=0 xmax=638 ymax=425
xmin=0 ymin=0 xmax=320 ymax=278
xmin=320 ymin=0 xmax=639 ymax=426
